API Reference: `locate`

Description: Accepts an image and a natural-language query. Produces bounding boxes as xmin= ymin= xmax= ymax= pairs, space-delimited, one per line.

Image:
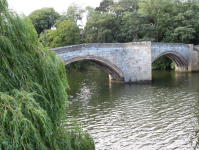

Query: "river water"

xmin=66 ymin=70 xmax=199 ymax=150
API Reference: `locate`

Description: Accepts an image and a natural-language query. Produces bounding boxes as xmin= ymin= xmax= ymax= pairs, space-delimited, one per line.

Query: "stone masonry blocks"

xmin=53 ymin=42 xmax=198 ymax=83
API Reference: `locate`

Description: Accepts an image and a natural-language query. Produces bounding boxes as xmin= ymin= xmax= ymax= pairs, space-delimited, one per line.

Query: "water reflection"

xmin=66 ymin=70 xmax=199 ymax=150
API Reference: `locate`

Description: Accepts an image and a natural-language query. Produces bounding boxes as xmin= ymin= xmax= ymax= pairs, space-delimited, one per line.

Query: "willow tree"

xmin=0 ymin=0 xmax=94 ymax=149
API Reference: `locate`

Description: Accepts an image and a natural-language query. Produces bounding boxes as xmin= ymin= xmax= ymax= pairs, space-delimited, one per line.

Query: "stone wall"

xmin=189 ymin=45 xmax=199 ymax=71
xmin=53 ymin=42 xmax=152 ymax=83
xmin=151 ymin=43 xmax=190 ymax=71
xmin=53 ymin=41 xmax=199 ymax=83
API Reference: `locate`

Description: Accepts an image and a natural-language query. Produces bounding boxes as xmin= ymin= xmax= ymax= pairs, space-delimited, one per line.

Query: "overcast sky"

xmin=7 ymin=0 xmax=103 ymax=15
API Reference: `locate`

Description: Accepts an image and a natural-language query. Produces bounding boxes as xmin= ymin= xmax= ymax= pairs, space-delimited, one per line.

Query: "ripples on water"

xmin=66 ymin=70 xmax=199 ymax=150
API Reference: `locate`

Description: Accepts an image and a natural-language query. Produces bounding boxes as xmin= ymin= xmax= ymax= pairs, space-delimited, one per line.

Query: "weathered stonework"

xmin=189 ymin=45 xmax=199 ymax=71
xmin=53 ymin=42 xmax=199 ymax=83
xmin=151 ymin=43 xmax=190 ymax=71
xmin=53 ymin=42 xmax=151 ymax=83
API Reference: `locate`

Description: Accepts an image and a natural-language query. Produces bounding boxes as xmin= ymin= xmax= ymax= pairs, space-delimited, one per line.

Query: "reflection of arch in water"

xmin=152 ymin=51 xmax=188 ymax=71
xmin=64 ymin=55 xmax=124 ymax=81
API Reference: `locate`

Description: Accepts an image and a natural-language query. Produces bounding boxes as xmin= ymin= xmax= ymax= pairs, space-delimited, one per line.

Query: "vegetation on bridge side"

xmin=0 ymin=0 xmax=95 ymax=149
xmin=152 ymin=56 xmax=175 ymax=70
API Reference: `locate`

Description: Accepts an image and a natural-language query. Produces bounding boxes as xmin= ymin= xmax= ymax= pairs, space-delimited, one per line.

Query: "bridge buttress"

xmin=188 ymin=44 xmax=199 ymax=72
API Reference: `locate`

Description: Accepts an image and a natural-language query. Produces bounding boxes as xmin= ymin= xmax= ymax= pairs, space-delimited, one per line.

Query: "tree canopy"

xmin=54 ymin=14 xmax=68 ymax=28
xmin=39 ymin=20 xmax=80 ymax=48
xmin=138 ymin=0 xmax=175 ymax=42
xmin=29 ymin=7 xmax=60 ymax=34
xmin=95 ymin=0 xmax=114 ymax=12
xmin=82 ymin=0 xmax=199 ymax=45
xmin=65 ymin=2 xmax=86 ymax=27
xmin=121 ymin=11 xmax=156 ymax=42
xmin=164 ymin=2 xmax=199 ymax=43
xmin=84 ymin=12 xmax=119 ymax=43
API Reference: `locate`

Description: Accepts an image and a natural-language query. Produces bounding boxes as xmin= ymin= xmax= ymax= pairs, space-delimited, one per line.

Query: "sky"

xmin=7 ymin=0 xmax=103 ymax=16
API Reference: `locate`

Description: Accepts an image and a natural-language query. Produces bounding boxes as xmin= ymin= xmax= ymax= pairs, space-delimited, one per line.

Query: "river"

xmin=66 ymin=70 xmax=199 ymax=150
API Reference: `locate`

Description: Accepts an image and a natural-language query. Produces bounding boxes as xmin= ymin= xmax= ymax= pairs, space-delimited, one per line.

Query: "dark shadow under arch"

xmin=152 ymin=51 xmax=188 ymax=70
xmin=64 ymin=55 xmax=124 ymax=81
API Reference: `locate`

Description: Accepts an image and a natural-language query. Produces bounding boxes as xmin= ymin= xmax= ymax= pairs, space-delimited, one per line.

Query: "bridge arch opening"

xmin=63 ymin=56 xmax=124 ymax=82
xmin=152 ymin=51 xmax=188 ymax=71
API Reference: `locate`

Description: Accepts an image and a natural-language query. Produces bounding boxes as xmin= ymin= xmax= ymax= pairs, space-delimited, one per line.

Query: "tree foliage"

xmin=164 ymin=2 xmax=199 ymax=43
xmin=85 ymin=6 xmax=95 ymax=21
xmin=0 ymin=0 xmax=95 ymax=149
xmin=40 ymin=20 xmax=80 ymax=48
xmin=65 ymin=60 xmax=84 ymax=70
xmin=121 ymin=11 xmax=156 ymax=42
xmin=84 ymin=12 xmax=119 ymax=43
xmin=29 ymin=7 xmax=59 ymax=34
xmin=95 ymin=0 xmax=114 ymax=12
xmin=111 ymin=0 xmax=139 ymax=18
xmin=117 ymin=0 xmax=139 ymax=12
xmin=139 ymin=0 xmax=174 ymax=42
xmin=152 ymin=56 xmax=173 ymax=70
xmin=66 ymin=2 xmax=86 ymax=27
xmin=54 ymin=14 xmax=68 ymax=28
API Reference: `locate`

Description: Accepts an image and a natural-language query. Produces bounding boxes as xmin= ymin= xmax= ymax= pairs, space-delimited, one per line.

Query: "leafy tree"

xmin=54 ymin=14 xmax=68 ymax=28
xmin=65 ymin=60 xmax=84 ymax=70
xmin=84 ymin=12 xmax=119 ymax=43
xmin=117 ymin=0 xmax=139 ymax=12
xmin=85 ymin=6 xmax=95 ymax=21
xmin=163 ymin=2 xmax=199 ymax=43
xmin=66 ymin=2 xmax=86 ymax=27
xmin=121 ymin=11 xmax=156 ymax=42
xmin=111 ymin=0 xmax=139 ymax=18
xmin=40 ymin=20 xmax=80 ymax=48
xmin=29 ymin=7 xmax=59 ymax=34
xmin=109 ymin=0 xmax=148 ymax=43
xmin=95 ymin=0 xmax=114 ymax=12
xmin=109 ymin=0 xmax=140 ymax=30
xmin=139 ymin=0 xmax=174 ymax=42
xmin=152 ymin=56 xmax=173 ymax=70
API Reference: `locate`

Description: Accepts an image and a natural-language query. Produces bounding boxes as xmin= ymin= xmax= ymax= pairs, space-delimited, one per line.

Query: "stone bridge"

xmin=53 ymin=42 xmax=199 ymax=83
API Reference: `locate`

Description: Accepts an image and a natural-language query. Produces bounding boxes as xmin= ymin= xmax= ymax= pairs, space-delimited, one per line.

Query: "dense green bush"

xmin=152 ymin=56 xmax=173 ymax=70
xmin=65 ymin=60 xmax=84 ymax=70
xmin=0 ymin=0 xmax=95 ymax=149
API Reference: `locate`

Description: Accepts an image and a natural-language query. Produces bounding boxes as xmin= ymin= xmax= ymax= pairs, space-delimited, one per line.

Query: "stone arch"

xmin=152 ymin=51 xmax=188 ymax=70
xmin=63 ymin=55 xmax=125 ymax=81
